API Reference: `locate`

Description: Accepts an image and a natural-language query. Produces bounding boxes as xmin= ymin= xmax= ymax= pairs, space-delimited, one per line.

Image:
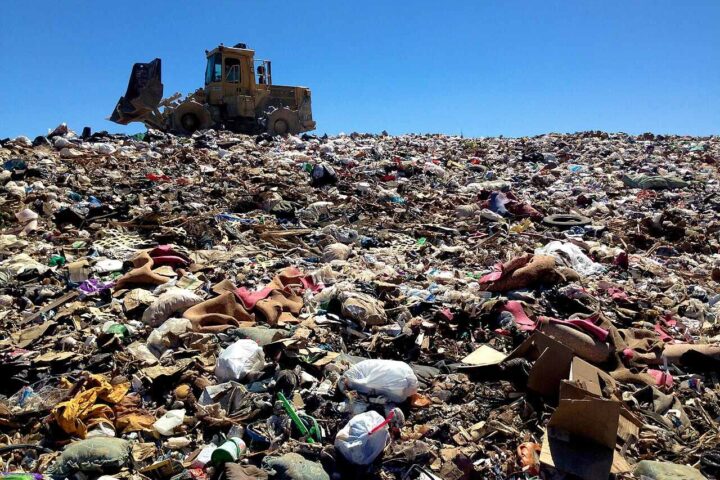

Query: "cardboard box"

xmin=540 ymin=396 xmax=620 ymax=479
xmin=517 ymin=333 xmax=574 ymax=398
xmin=566 ymin=357 xmax=642 ymax=444
xmin=460 ymin=332 xmax=573 ymax=398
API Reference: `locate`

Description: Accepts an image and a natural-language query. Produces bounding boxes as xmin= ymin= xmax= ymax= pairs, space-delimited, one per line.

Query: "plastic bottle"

xmin=211 ymin=437 xmax=247 ymax=465
xmin=164 ymin=437 xmax=192 ymax=450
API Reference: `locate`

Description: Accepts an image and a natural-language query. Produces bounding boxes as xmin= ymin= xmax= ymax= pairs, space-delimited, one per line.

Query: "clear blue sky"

xmin=1 ymin=0 xmax=718 ymax=138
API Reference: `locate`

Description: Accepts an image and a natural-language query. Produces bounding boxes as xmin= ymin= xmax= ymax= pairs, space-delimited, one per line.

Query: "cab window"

xmin=224 ymin=57 xmax=241 ymax=83
xmin=205 ymin=53 xmax=222 ymax=84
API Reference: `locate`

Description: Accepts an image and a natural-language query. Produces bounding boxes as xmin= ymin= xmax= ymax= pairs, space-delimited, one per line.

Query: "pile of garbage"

xmin=1 ymin=124 xmax=719 ymax=480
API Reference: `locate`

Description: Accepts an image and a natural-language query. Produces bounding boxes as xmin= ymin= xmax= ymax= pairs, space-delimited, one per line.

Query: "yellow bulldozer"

xmin=109 ymin=43 xmax=316 ymax=136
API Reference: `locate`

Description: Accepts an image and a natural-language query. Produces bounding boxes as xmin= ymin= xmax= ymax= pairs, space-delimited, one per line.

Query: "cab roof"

xmin=206 ymin=44 xmax=255 ymax=59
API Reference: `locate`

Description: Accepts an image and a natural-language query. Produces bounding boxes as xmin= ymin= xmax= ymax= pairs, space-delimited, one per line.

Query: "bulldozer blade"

xmin=109 ymin=58 xmax=164 ymax=126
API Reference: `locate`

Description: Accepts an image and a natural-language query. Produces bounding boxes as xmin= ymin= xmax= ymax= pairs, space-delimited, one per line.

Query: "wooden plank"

xmin=20 ymin=290 xmax=79 ymax=326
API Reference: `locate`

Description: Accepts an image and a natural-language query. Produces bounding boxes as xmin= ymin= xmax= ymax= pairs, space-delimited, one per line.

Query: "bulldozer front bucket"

xmin=109 ymin=58 xmax=164 ymax=126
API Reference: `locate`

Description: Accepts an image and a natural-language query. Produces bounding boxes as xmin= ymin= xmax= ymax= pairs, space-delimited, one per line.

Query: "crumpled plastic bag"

xmin=147 ymin=317 xmax=192 ymax=357
xmin=339 ymin=291 xmax=387 ymax=327
xmin=322 ymin=242 xmax=351 ymax=262
xmin=311 ymin=162 xmax=338 ymax=187
xmin=15 ymin=208 xmax=38 ymax=235
xmin=2 ymin=253 xmax=49 ymax=277
xmin=341 ymin=359 xmax=418 ymax=402
xmin=215 ymin=339 xmax=266 ymax=382
xmin=335 ymin=410 xmax=389 ymax=465
xmin=47 ymin=437 xmax=130 ymax=479
xmin=321 ymin=224 xmax=359 ymax=244
xmin=622 ymin=174 xmax=689 ymax=190
xmin=535 ymin=241 xmax=605 ymax=276
xmin=141 ymin=288 xmax=203 ymax=327
xmin=0 ymin=234 xmax=28 ymax=250
xmin=298 ymin=201 xmax=333 ymax=222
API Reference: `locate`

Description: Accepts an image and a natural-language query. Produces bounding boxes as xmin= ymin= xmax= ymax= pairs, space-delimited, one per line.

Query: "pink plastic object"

xmin=502 ymin=301 xmax=536 ymax=331
xmin=369 ymin=410 xmax=395 ymax=435
xmin=648 ymin=369 xmax=673 ymax=387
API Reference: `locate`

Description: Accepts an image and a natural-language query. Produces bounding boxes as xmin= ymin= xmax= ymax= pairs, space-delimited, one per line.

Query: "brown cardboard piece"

xmin=540 ymin=397 xmax=620 ymax=479
xmin=461 ymin=345 xmax=507 ymax=366
xmin=507 ymin=332 xmax=574 ymax=398
xmin=10 ymin=320 xmax=57 ymax=348
xmin=459 ymin=333 xmax=574 ymax=397
xmin=507 ymin=342 xmax=638 ymax=478
xmin=566 ymin=357 xmax=642 ymax=444
xmin=569 ymin=355 xmax=615 ymax=396
xmin=459 ymin=330 xmax=640 ymax=478
xmin=552 ymin=358 xmax=639 ymax=477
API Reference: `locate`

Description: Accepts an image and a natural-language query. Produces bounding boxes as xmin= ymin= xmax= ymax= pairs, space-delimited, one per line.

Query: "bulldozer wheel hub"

xmin=274 ymin=119 xmax=289 ymax=135
xmin=181 ymin=113 xmax=200 ymax=132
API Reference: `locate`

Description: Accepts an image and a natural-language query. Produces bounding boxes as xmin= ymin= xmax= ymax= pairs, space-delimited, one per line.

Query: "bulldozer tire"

xmin=265 ymin=107 xmax=299 ymax=136
xmin=171 ymin=101 xmax=212 ymax=135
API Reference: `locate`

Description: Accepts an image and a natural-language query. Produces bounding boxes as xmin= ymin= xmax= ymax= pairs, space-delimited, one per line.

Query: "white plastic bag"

xmin=341 ymin=360 xmax=418 ymax=402
xmin=147 ymin=317 xmax=192 ymax=357
xmin=153 ymin=409 xmax=185 ymax=436
xmin=142 ymin=288 xmax=203 ymax=327
xmin=94 ymin=143 xmax=117 ymax=155
xmin=215 ymin=340 xmax=265 ymax=382
xmin=423 ymin=161 xmax=446 ymax=176
xmin=335 ymin=411 xmax=389 ymax=465
xmin=535 ymin=241 xmax=605 ymax=276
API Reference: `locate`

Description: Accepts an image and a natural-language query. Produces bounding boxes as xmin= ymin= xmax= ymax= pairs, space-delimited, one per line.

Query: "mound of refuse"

xmin=0 ymin=125 xmax=719 ymax=480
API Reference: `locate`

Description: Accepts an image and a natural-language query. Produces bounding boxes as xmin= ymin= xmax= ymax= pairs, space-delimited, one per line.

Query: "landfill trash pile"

xmin=1 ymin=125 xmax=719 ymax=480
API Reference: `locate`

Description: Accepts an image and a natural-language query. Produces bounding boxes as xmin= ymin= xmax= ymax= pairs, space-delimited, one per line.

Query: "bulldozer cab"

xmin=204 ymin=44 xmax=271 ymax=118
